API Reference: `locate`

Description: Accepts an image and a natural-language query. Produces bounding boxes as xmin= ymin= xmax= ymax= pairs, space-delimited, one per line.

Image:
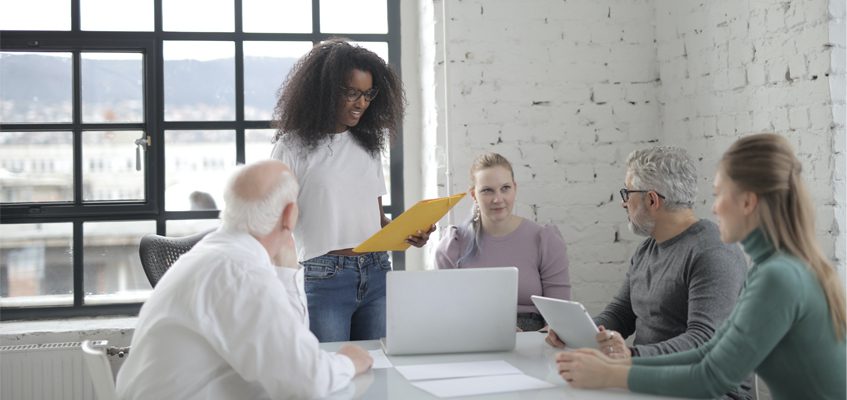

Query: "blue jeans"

xmin=302 ymin=252 xmax=391 ymax=342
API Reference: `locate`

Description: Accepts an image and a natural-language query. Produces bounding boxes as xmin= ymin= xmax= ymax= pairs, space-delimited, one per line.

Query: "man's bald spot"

xmin=231 ymin=160 xmax=290 ymax=201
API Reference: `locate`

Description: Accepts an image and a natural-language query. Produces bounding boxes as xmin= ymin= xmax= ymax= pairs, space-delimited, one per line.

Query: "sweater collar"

xmin=740 ymin=228 xmax=776 ymax=264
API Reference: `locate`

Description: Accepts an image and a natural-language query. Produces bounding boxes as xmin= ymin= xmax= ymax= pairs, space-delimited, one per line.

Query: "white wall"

xmin=656 ymin=0 xmax=843 ymax=265
xmin=419 ymin=0 xmax=845 ymax=314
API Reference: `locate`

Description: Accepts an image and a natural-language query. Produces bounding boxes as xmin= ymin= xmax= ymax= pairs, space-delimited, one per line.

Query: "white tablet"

xmin=531 ymin=295 xmax=599 ymax=349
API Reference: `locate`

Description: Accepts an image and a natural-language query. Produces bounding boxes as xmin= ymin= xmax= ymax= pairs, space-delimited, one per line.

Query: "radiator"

xmin=0 ymin=341 xmax=103 ymax=400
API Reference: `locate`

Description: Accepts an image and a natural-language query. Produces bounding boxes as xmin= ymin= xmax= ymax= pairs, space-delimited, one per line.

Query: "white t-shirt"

xmin=115 ymin=229 xmax=356 ymax=400
xmin=271 ymin=131 xmax=387 ymax=261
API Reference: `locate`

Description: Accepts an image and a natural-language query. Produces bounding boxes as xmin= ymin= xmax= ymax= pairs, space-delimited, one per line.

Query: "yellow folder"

xmin=353 ymin=192 xmax=467 ymax=253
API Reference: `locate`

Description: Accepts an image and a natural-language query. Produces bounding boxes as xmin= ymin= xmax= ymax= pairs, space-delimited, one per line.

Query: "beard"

xmin=627 ymin=205 xmax=655 ymax=237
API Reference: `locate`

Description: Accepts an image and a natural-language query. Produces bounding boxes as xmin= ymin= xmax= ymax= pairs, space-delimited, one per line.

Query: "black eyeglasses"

xmin=341 ymin=87 xmax=379 ymax=103
xmin=619 ymin=188 xmax=666 ymax=202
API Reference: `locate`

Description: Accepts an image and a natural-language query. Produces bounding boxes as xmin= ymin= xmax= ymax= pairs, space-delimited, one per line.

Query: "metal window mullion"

xmin=312 ymin=0 xmax=321 ymax=36
xmin=155 ymin=8 xmax=166 ymax=235
xmin=235 ymin=0 xmax=245 ymax=164
xmin=387 ymin=0 xmax=404 ymax=270
xmin=71 ymin=0 xmax=80 ymax=32
xmin=73 ymin=220 xmax=84 ymax=307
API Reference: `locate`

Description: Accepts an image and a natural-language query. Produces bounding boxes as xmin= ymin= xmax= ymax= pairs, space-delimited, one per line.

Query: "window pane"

xmin=245 ymin=129 xmax=276 ymax=164
xmin=0 ymin=52 xmax=72 ymax=123
xmin=163 ymin=41 xmax=235 ymax=121
xmin=244 ymin=41 xmax=312 ymax=120
xmin=82 ymin=52 xmax=144 ymax=123
xmin=0 ymin=0 xmax=70 ymax=31
xmin=320 ymin=0 xmax=387 ymax=34
xmin=163 ymin=0 xmax=233 ymax=32
xmin=166 ymin=219 xmax=220 ymax=237
xmin=1 ymin=132 xmax=73 ymax=203
xmin=83 ymin=220 xmax=154 ymax=304
xmin=165 ymin=130 xmax=235 ymax=211
xmin=351 ymin=41 xmax=389 ymax=63
xmin=0 ymin=223 xmax=73 ymax=308
xmin=243 ymin=0 xmax=311 ymax=33
xmin=81 ymin=0 xmax=153 ymax=31
xmin=382 ymin=149 xmax=391 ymax=205
xmin=82 ymin=131 xmax=146 ymax=202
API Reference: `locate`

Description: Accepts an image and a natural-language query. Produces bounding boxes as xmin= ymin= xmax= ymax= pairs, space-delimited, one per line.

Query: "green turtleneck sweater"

xmin=628 ymin=229 xmax=846 ymax=400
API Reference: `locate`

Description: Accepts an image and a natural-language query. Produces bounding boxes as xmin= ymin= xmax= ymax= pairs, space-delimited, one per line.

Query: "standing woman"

xmin=271 ymin=39 xmax=431 ymax=342
xmin=435 ymin=152 xmax=571 ymax=332
xmin=557 ymin=133 xmax=846 ymax=399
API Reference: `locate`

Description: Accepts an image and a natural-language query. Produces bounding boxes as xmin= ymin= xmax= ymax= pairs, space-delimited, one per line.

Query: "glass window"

xmin=242 ymin=0 xmax=311 ymax=33
xmin=81 ymin=0 xmax=153 ymax=31
xmin=351 ymin=41 xmax=389 ymax=63
xmin=165 ymin=130 xmax=235 ymax=211
xmin=0 ymin=132 xmax=74 ymax=203
xmin=83 ymin=221 xmax=154 ymax=304
xmin=0 ymin=52 xmax=73 ymax=123
xmin=243 ymin=41 xmax=312 ymax=120
xmin=0 ymin=0 xmax=71 ymax=31
xmin=0 ymin=223 xmax=74 ymax=307
xmin=0 ymin=0 xmax=400 ymax=318
xmin=320 ymin=0 xmax=387 ymax=34
xmin=82 ymin=52 xmax=144 ymax=123
xmin=163 ymin=0 xmax=234 ymax=32
xmin=82 ymin=131 xmax=146 ymax=202
xmin=245 ymin=129 xmax=276 ymax=164
xmin=163 ymin=41 xmax=235 ymax=121
xmin=166 ymin=219 xmax=220 ymax=237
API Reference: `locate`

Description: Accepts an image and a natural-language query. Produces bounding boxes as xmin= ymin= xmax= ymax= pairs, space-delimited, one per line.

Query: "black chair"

xmin=138 ymin=229 xmax=214 ymax=287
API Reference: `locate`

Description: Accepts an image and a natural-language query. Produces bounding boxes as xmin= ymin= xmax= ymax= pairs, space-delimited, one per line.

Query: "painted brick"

xmin=426 ymin=0 xmax=841 ymax=313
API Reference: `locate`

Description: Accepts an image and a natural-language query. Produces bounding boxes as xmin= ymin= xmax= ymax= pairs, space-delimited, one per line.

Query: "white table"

xmin=319 ymin=331 xmax=685 ymax=399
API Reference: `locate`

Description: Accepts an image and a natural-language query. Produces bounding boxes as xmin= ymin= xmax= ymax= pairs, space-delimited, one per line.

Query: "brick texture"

xmin=423 ymin=0 xmax=844 ymax=316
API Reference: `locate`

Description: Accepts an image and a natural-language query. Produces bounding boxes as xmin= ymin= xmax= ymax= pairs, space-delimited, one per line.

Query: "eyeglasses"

xmin=341 ymin=87 xmax=379 ymax=103
xmin=619 ymin=188 xmax=666 ymax=202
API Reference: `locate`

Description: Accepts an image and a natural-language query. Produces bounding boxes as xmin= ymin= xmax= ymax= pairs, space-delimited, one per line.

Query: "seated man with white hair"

xmin=117 ymin=160 xmax=373 ymax=399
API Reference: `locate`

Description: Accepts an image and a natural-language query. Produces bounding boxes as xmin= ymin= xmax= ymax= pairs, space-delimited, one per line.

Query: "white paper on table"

xmin=410 ymin=373 xmax=555 ymax=398
xmin=368 ymin=350 xmax=393 ymax=369
xmin=395 ymin=360 xmax=521 ymax=381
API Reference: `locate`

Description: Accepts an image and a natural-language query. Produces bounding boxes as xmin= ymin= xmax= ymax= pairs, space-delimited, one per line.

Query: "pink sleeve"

xmin=538 ymin=224 xmax=571 ymax=300
xmin=434 ymin=225 xmax=463 ymax=269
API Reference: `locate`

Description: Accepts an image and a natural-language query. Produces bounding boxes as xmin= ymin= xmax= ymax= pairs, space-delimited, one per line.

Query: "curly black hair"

xmin=272 ymin=38 xmax=405 ymax=156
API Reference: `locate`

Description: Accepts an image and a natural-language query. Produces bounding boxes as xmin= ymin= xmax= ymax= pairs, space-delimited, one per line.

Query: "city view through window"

xmin=0 ymin=0 xmax=399 ymax=318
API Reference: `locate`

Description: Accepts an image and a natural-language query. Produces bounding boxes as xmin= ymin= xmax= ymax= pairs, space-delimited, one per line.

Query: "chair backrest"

xmin=81 ymin=340 xmax=117 ymax=400
xmin=138 ymin=229 xmax=214 ymax=287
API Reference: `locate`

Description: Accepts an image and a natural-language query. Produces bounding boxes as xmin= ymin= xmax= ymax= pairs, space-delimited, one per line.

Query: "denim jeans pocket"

xmin=302 ymin=256 xmax=339 ymax=280
xmin=375 ymin=252 xmax=392 ymax=271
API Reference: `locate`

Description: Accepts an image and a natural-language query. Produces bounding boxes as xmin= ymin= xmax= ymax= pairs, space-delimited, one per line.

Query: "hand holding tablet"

xmin=531 ymin=295 xmax=599 ymax=349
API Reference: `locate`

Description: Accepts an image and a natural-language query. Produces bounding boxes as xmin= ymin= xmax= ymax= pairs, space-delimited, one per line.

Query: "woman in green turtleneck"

xmin=556 ymin=133 xmax=846 ymax=400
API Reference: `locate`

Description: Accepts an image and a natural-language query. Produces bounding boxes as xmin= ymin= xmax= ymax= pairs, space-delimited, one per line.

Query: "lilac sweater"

xmin=434 ymin=219 xmax=571 ymax=314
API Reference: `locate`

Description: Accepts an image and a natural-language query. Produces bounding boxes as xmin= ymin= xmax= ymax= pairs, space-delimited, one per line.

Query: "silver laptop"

xmin=381 ymin=267 xmax=518 ymax=355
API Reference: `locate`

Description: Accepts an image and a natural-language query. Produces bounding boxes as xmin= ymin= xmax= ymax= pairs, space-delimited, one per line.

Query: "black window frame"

xmin=0 ymin=0 xmax=404 ymax=320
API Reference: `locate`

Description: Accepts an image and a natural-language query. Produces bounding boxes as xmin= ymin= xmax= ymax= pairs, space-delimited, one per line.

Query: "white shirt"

xmin=271 ymin=132 xmax=387 ymax=261
xmin=115 ymin=228 xmax=356 ymax=400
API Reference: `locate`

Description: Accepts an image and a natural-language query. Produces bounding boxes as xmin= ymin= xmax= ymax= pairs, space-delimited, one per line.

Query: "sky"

xmin=0 ymin=0 xmax=389 ymax=60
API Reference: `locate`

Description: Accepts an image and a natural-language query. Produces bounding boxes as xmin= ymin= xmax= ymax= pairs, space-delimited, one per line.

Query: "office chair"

xmin=138 ymin=229 xmax=214 ymax=287
xmin=81 ymin=340 xmax=118 ymax=400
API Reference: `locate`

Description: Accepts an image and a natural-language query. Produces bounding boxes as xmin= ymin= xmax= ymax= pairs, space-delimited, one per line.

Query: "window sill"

xmin=0 ymin=316 xmax=136 ymax=346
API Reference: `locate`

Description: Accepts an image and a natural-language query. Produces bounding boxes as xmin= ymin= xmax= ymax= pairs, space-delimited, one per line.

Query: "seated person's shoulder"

xmin=535 ymin=222 xmax=566 ymax=246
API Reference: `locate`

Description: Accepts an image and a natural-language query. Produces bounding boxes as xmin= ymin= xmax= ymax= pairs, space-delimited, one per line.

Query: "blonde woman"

xmin=435 ymin=152 xmax=571 ymax=332
xmin=556 ymin=133 xmax=846 ymax=399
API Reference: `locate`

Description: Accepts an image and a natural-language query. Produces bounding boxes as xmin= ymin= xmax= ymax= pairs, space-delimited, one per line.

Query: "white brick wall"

xmin=656 ymin=0 xmax=842 ymax=266
xmin=418 ymin=0 xmax=844 ymax=317
xmin=427 ymin=0 xmax=661 ymax=314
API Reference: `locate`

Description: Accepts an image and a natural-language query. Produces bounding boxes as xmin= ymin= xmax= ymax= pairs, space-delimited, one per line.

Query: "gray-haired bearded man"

xmin=547 ymin=146 xmax=753 ymax=400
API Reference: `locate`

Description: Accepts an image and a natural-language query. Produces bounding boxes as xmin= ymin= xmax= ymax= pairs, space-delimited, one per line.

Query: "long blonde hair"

xmin=721 ymin=133 xmax=846 ymax=339
xmin=457 ymin=152 xmax=515 ymax=264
